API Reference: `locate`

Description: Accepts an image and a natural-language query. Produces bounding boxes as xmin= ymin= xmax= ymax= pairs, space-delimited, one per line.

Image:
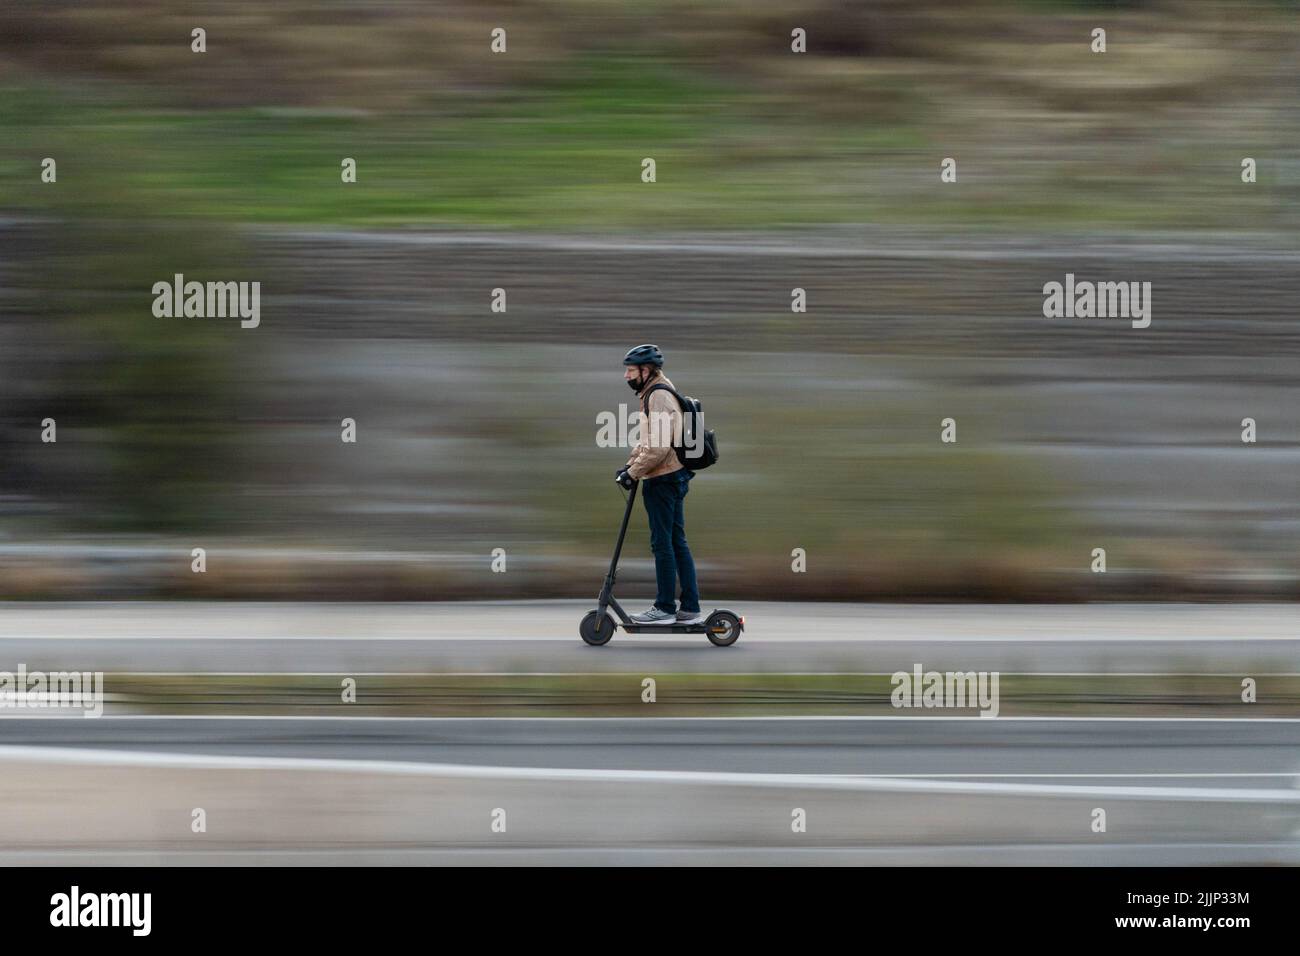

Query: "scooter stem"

xmin=598 ymin=480 xmax=638 ymax=609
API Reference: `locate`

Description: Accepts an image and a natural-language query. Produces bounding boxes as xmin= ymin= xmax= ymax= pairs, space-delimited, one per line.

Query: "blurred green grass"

xmin=0 ymin=58 xmax=926 ymax=228
xmin=3 ymin=0 xmax=1295 ymax=233
xmin=108 ymin=672 xmax=1300 ymax=717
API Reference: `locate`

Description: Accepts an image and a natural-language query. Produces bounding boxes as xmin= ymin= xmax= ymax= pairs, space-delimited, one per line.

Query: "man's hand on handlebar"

xmin=615 ymin=467 xmax=635 ymax=490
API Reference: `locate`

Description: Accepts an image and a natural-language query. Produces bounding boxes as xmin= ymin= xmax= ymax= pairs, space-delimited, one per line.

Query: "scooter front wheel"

xmin=579 ymin=610 xmax=616 ymax=646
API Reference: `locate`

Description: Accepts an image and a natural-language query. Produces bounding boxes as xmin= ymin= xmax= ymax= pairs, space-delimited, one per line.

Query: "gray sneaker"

xmin=676 ymin=609 xmax=705 ymax=624
xmin=631 ymin=606 xmax=676 ymax=624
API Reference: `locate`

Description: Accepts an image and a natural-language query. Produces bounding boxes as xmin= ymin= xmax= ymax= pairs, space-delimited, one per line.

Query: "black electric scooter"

xmin=579 ymin=478 xmax=743 ymax=647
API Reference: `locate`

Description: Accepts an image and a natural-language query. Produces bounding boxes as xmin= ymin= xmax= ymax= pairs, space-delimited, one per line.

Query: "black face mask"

xmin=626 ymin=369 xmax=649 ymax=392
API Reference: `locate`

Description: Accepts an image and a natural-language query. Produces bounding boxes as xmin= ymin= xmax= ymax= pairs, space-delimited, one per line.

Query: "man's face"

xmin=624 ymin=364 xmax=650 ymax=388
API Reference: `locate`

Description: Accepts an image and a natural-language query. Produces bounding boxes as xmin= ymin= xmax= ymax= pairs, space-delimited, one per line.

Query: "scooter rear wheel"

xmin=579 ymin=610 xmax=615 ymax=646
xmin=706 ymin=611 xmax=741 ymax=647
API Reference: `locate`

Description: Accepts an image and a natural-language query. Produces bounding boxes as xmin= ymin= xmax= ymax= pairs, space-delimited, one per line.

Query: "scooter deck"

xmin=619 ymin=622 xmax=712 ymax=634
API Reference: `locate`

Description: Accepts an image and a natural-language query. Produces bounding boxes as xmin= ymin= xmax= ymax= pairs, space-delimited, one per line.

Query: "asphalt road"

xmin=3 ymin=600 xmax=1295 ymax=864
xmin=0 ymin=601 xmax=1296 ymax=673
xmin=2 ymin=715 xmax=1296 ymax=865
xmin=4 ymin=715 xmax=1298 ymax=783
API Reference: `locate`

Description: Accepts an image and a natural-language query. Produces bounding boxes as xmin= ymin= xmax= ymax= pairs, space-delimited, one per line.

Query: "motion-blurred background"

xmin=2 ymin=0 xmax=1297 ymax=602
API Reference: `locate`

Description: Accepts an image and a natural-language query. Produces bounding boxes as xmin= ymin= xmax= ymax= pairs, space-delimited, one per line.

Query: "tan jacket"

xmin=625 ymin=371 xmax=684 ymax=480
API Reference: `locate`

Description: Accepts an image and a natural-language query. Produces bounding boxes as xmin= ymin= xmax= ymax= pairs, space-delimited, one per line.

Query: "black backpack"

xmin=643 ymin=383 xmax=719 ymax=471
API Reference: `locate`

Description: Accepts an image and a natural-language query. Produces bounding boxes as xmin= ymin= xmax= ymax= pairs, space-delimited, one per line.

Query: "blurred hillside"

xmin=2 ymin=225 xmax=1297 ymax=601
xmin=0 ymin=1 xmax=1297 ymax=601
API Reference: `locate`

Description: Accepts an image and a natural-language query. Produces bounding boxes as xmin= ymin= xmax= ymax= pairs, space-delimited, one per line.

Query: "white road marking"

xmin=1 ymin=744 xmax=1297 ymax=801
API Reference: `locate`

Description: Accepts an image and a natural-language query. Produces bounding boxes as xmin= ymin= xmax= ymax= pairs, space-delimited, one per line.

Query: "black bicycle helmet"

xmin=623 ymin=344 xmax=664 ymax=367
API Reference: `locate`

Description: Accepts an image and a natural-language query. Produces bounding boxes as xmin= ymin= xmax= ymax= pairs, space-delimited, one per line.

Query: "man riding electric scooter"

xmin=614 ymin=344 xmax=703 ymax=624
xmin=579 ymin=345 xmax=741 ymax=646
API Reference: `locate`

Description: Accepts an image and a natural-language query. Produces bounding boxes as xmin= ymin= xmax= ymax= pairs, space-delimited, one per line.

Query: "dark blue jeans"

xmin=641 ymin=469 xmax=700 ymax=614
